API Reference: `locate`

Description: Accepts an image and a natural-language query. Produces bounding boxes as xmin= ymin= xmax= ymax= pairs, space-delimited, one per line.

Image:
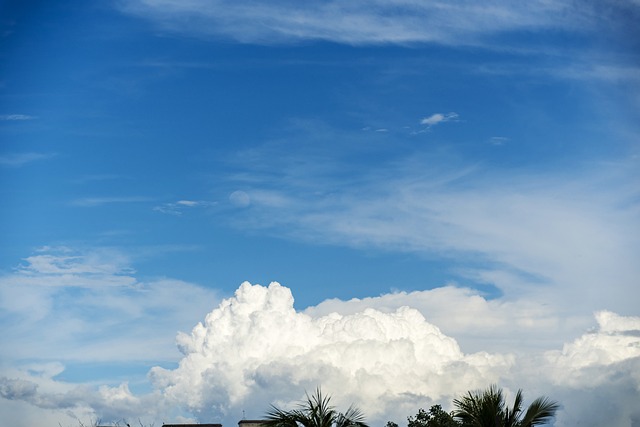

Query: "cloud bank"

xmin=2 ymin=281 xmax=639 ymax=426
xmin=149 ymin=282 xmax=511 ymax=421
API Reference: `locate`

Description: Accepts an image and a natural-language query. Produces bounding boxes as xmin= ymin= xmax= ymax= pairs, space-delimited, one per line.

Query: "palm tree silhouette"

xmin=264 ymin=388 xmax=369 ymax=427
xmin=453 ymin=384 xmax=558 ymax=427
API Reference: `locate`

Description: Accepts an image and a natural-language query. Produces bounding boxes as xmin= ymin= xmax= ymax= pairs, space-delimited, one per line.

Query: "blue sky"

xmin=1 ymin=1 xmax=640 ymax=426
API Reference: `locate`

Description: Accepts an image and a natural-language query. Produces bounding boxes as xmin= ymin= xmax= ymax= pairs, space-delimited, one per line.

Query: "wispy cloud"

xmin=153 ymin=199 xmax=217 ymax=215
xmin=219 ymin=124 xmax=640 ymax=317
xmin=116 ymin=0 xmax=609 ymax=46
xmin=0 ymin=152 xmax=54 ymax=167
xmin=490 ymin=136 xmax=509 ymax=145
xmin=420 ymin=112 xmax=459 ymax=127
xmin=71 ymin=196 xmax=153 ymax=207
xmin=0 ymin=114 xmax=36 ymax=121
xmin=0 ymin=246 xmax=218 ymax=362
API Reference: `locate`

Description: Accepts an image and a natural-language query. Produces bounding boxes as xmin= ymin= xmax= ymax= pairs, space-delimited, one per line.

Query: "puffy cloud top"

xmin=150 ymin=282 xmax=511 ymax=420
xmin=548 ymin=310 xmax=640 ymax=373
xmin=2 ymin=280 xmax=640 ymax=426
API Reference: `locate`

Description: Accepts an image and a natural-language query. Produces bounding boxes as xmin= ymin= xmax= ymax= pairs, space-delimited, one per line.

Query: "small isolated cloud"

xmin=420 ymin=112 xmax=459 ymax=127
xmin=490 ymin=136 xmax=509 ymax=145
xmin=176 ymin=200 xmax=199 ymax=207
xmin=0 ymin=114 xmax=35 ymax=121
xmin=0 ymin=152 xmax=53 ymax=167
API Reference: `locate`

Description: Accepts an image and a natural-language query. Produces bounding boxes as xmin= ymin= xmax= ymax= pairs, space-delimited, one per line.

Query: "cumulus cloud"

xmin=149 ymin=282 xmax=511 ymax=421
xmin=546 ymin=311 xmax=640 ymax=375
xmin=1 ymin=281 xmax=639 ymax=426
xmin=305 ymin=286 xmax=578 ymax=354
xmin=542 ymin=311 xmax=640 ymax=427
xmin=420 ymin=112 xmax=459 ymax=127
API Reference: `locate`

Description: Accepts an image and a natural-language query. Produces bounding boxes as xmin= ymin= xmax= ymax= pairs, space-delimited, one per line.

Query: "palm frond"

xmin=504 ymin=389 xmax=524 ymax=427
xmin=264 ymin=388 xmax=367 ymax=427
xmin=264 ymin=405 xmax=302 ymax=427
xmin=336 ymin=406 xmax=368 ymax=427
xmin=519 ymin=396 xmax=559 ymax=427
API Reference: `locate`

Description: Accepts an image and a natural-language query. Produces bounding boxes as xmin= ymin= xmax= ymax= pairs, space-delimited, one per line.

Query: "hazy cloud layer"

xmin=2 ymin=281 xmax=639 ymax=426
xmin=224 ymin=137 xmax=640 ymax=317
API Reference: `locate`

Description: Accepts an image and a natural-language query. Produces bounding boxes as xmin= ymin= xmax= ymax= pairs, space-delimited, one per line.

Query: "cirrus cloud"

xmin=115 ymin=1 xmax=620 ymax=46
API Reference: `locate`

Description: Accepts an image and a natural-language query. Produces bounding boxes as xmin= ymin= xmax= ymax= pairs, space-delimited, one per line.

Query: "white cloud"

xmin=546 ymin=311 xmax=640 ymax=374
xmin=305 ymin=286 xmax=581 ymax=354
xmin=3 ymin=281 xmax=639 ymax=426
xmin=420 ymin=112 xmax=459 ymax=127
xmin=0 ymin=247 xmax=219 ymax=363
xmin=116 ymin=1 xmax=606 ymax=46
xmin=224 ymin=145 xmax=639 ymax=318
xmin=541 ymin=311 xmax=640 ymax=427
xmin=148 ymin=282 xmax=511 ymax=421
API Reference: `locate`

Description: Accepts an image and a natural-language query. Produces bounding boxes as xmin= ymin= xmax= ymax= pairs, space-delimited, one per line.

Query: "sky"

xmin=1 ymin=1 xmax=639 ymax=426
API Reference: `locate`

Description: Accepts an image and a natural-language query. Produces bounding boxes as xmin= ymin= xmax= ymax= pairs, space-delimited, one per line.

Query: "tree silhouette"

xmin=264 ymin=388 xmax=368 ymax=427
xmin=408 ymin=405 xmax=460 ymax=427
xmin=453 ymin=385 xmax=558 ymax=427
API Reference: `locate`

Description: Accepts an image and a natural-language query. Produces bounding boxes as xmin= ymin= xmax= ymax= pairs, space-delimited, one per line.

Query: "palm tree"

xmin=264 ymin=388 xmax=369 ymax=427
xmin=453 ymin=384 xmax=559 ymax=427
